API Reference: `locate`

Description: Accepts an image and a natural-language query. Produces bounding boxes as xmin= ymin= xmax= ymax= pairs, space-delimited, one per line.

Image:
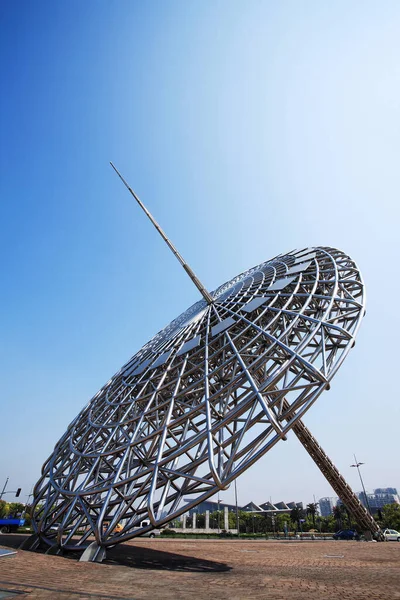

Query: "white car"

xmin=136 ymin=520 xmax=161 ymax=538
xmin=383 ymin=529 xmax=400 ymax=541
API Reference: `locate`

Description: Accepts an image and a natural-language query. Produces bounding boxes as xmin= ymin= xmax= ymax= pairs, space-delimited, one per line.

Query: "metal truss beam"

xmin=291 ymin=415 xmax=380 ymax=536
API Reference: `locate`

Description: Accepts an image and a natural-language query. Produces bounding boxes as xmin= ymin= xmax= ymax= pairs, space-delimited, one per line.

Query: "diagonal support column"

xmin=281 ymin=400 xmax=381 ymax=536
xmin=253 ymin=369 xmax=381 ymax=538
xmin=290 ymin=418 xmax=380 ymax=536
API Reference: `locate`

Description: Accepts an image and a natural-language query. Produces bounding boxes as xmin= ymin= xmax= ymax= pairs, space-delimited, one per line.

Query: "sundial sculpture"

xmin=28 ymin=165 xmax=380 ymax=561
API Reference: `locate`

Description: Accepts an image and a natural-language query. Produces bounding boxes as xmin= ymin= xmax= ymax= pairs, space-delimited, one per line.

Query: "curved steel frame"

xmin=32 ymin=246 xmax=365 ymax=550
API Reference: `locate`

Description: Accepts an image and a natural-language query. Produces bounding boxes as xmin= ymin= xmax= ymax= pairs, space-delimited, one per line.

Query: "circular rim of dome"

xmin=32 ymin=246 xmax=365 ymax=550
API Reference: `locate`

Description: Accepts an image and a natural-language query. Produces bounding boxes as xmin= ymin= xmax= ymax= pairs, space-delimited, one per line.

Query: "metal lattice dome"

xmin=32 ymin=246 xmax=365 ymax=550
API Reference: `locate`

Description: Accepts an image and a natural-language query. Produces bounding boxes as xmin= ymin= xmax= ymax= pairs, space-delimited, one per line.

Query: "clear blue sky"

xmin=1 ymin=0 xmax=399 ymax=508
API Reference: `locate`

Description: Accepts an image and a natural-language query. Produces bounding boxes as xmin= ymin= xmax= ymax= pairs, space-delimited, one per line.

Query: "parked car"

xmin=136 ymin=520 xmax=160 ymax=538
xmin=49 ymin=523 xmax=74 ymax=534
xmin=102 ymin=519 xmax=160 ymax=537
xmin=102 ymin=522 xmax=124 ymax=534
xmin=383 ymin=529 xmax=400 ymax=542
xmin=333 ymin=529 xmax=358 ymax=540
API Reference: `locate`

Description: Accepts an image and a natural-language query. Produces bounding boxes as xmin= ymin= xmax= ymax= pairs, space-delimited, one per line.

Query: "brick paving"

xmin=0 ymin=535 xmax=399 ymax=599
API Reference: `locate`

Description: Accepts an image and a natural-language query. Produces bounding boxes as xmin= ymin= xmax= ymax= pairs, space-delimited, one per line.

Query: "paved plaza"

xmin=0 ymin=535 xmax=399 ymax=599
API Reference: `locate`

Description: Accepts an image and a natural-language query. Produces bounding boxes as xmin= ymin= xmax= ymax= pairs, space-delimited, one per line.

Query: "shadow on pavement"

xmin=0 ymin=535 xmax=27 ymax=550
xmin=105 ymin=543 xmax=231 ymax=572
xmin=1 ymin=534 xmax=231 ymax=573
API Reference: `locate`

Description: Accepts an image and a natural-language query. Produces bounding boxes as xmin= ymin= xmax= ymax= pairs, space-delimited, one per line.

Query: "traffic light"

xmin=15 ymin=488 xmax=21 ymax=498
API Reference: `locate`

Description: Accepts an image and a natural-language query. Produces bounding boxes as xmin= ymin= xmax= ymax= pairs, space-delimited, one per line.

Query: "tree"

xmin=290 ymin=506 xmax=304 ymax=531
xmin=319 ymin=514 xmax=336 ymax=533
xmin=275 ymin=513 xmax=289 ymax=534
xmin=252 ymin=514 xmax=266 ymax=533
xmin=7 ymin=502 xmax=25 ymax=517
xmin=332 ymin=504 xmax=344 ymax=530
xmin=333 ymin=503 xmax=355 ymax=530
xmin=196 ymin=513 xmax=205 ymax=528
xmin=0 ymin=501 xmax=7 ymax=519
xmin=228 ymin=510 xmax=237 ymax=529
xmin=381 ymin=503 xmax=400 ymax=531
xmin=171 ymin=518 xmax=182 ymax=528
xmin=236 ymin=511 xmax=267 ymax=534
xmin=186 ymin=515 xmax=193 ymax=528
xmin=306 ymin=503 xmax=319 ymax=528
xmin=209 ymin=511 xmax=221 ymax=529
xmin=344 ymin=506 xmax=353 ymax=529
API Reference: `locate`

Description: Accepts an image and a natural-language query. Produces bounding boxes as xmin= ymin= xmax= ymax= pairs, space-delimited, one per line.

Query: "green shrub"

xmin=161 ymin=528 xmax=177 ymax=536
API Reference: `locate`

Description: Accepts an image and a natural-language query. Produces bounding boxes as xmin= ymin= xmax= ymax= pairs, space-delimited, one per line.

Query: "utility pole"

xmin=0 ymin=478 xmax=21 ymax=501
xmin=0 ymin=477 xmax=9 ymax=501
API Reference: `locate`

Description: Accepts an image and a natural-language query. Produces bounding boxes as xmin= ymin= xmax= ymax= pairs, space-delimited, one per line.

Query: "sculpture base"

xmin=79 ymin=542 xmax=106 ymax=563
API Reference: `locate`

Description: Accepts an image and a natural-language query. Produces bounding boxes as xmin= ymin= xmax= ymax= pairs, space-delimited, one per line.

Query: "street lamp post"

xmin=350 ymin=454 xmax=372 ymax=516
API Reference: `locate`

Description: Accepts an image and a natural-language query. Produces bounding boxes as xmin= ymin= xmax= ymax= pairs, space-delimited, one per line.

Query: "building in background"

xmin=374 ymin=488 xmax=398 ymax=495
xmin=319 ymin=497 xmax=336 ymax=517
xmin=241 ymin=501 xmax=262 ymax=512
xmin=184 ymin=489 xmax=399 ymax=519
xmin=184 ymin=498 xmax=303 ymax=516
xmin=243 ymin=500 xmax=303 ymax=515
xmin=358 ymin=488 xmax=400 ymax=514
xmin=183 ymin=499 xmax=238 ymax=516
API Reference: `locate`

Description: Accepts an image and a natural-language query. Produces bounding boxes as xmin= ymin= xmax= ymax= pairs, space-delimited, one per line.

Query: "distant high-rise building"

xmin=374 ymin=488 xmax=398 ymax=496
xmin=319 ymin=497 xmax=335 ymax=517
xmin=358 ymin=488 xmax=399 ymax=514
